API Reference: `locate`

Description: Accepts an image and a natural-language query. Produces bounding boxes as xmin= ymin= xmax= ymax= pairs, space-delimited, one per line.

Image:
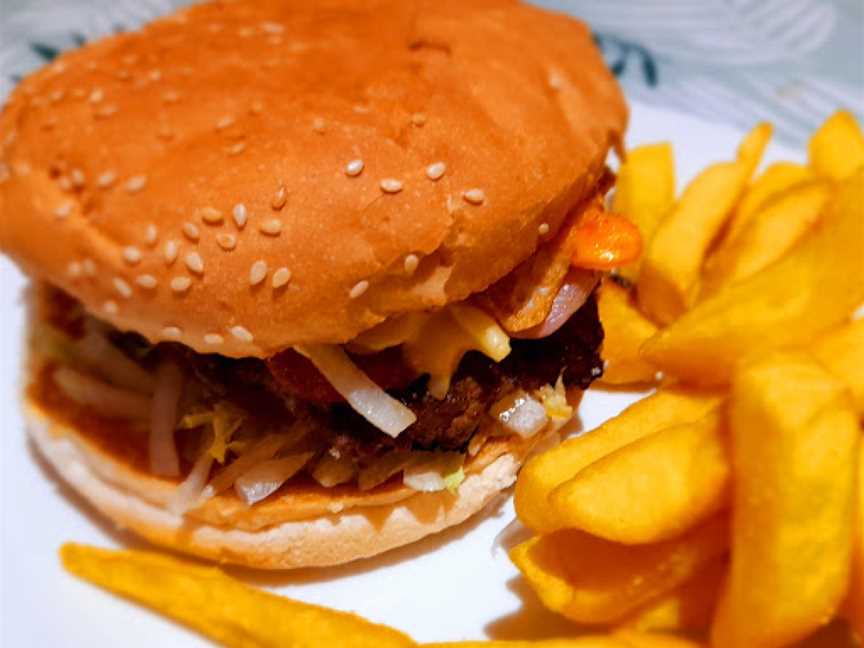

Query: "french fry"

xmin=611 ymin=142 xmax=676 ymax=283
xmin=638 ymin=123 xmax=771 ymax=324
xmin=711 ymin=353 xmax=859 ymax=648
xmin=700 ymin=180 xmax=829 ymax=297
xmin=515 ymin=389 xmax=722 ymax=532
xmin=642 ymin=171 xmax=864 ymax=385
xmin=618 ymin=557 xmax=726 ymax=633
xmin=597 ymin=279 xmax=659 ymax=385
xmin=424 ymin=640 xmax=627 ymax=648
xmin=724 ymin=161 xmax=813 ymax=242
xmin=510 ymin=514 xmax=728 ymax=625
xmin=547 ymin=411 xmax=728 ymax=543
xmin=61 ymin=543 xmax=415 ymax=648
xmin=844 ymin=444 xmax=864 ymax=641
xmin=813 ymin=318 xmax=864 ymax=417
xmin=808 ymin=110 xmax=864 ymax=181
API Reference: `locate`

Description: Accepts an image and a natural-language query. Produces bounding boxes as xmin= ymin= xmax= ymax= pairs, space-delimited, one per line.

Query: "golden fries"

xmin=547 ymin=412 xmax=728 ymax=543
xmin=808 ymin=110 xmax=864 ymax=181
xmin=612 ymin=142 xmax=676 ymax=283
xmin=813 ymin=318 xmax=864 ymax=417
xmin=597 ymin=279 xmax=659 ymax=385
xmin=700 ymin=179 xmax=829 ymax=297
xmin=618 ymin=558 xmax=725 ymax=633
xmin=425 ymin=636 xmax=701 ymax=648
xmin=510 ymin=514 xmax=728 ymax=625
xmin=61 ymin=543 xmax=415 ymax=648
xmin=638 ymin=123 xmax=770 ymax=323
xmin=642 ymin=170 xmax=864 ymax=385
xmin=724 ymin=162 xmax=813 ymax=241
xmin=711 ymin=353 xmax=859 ymax=647
xmin=515 ymin=389 xmax=722 ymax=532
xmin=512 ymin=112 xmax=864 ymax=647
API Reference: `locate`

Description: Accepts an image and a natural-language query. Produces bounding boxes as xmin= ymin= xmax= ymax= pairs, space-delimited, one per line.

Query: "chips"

xmin=642 ymin=170 xmax=864 ymax=385
xmin=61 ymin=543 xmax=415 ymax=648
xmin=547 ymin=411 xmax=728 ymax=543
xmin=711 ymin=353 xmax=859 ymax=647
xmin=510 ymin=514 xmax=728 ymax=625
xmin=638 ymin=123 xmax=770 ymax=323
xmin=596 ymin=279 xmax=659 ymax=385
xmin=514 ymin=388 xmax=722 ymax=532
xmin=611 ymin=142 xmax=676 ymax=283
xmin=512 ymin=112 xmax=864 ymax=647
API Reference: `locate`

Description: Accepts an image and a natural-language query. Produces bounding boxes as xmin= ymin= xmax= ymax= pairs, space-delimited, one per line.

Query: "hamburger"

xmin=0 ymin=0 xmax=630 ymax=568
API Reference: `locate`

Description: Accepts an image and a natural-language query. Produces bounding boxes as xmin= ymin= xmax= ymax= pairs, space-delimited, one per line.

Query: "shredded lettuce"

xmin=178 ymin=402 xmax=246 ymax=464
xmin=535 ymin=376 xmax=573 ymax=424
xmin=403 ymin=452 xmax=465 ymax=493
xmin=443 ymin=466 xmax=465 ymax=495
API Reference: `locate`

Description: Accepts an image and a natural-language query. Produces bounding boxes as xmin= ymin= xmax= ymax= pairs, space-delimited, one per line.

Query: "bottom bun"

xmin=25 ymin=390 xmax=558 ymax=569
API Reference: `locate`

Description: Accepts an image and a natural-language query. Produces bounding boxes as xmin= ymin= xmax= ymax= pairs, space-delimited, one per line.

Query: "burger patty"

xmin=179 ymin=295 xmax=604 ymax=461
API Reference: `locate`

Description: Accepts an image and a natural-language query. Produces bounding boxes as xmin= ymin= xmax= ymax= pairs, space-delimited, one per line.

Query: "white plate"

xmin=0 ymin=101 xmax=800 ymax=646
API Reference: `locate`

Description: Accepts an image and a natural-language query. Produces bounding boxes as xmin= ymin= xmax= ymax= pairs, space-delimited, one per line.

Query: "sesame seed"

xmin=249 ymin=260 xmax=268 ymax=286
xmin=260 ymin=219 xmax=282 ymax=236
xmin=157 ymin=126 xmax=174 ymax=140
xmin=71 ymin=88 xmax=86 ymax=99
xmin=136 ymin=274 xmax=157 ymax=289
xmin=122 ymin=246 xmax=142 ymax=264
xmin=260 ymin=21 xmax=284 ymax=34
xmin=70 ymin=168 xmax=85 ymax=188
xmin=312 ymin=117 xmax=326 ymax=133
xmin=250 ymin=101 xmax=264 ymax=115
xmin=403 ymin=254 xmax=419 ymax=274
xmin=49 ymin=89 xmax=65 ymax=103
xmin=538 ymin=222 xmax=550 ymax=236
xmin=82 ymin=259 xmax=96 ymax=276
xmin=238 ymin=26 xmax=255 ymax=37
xmin=198 ymin=207 xmax=224 ymax=224
xmin=349 ymin=280 xmax=370 ymax=299
xmin=121 ymin=54 xmax=139 ymax=66
xmin=463 ymin=188 xmax=486 ymax=205
xmin=343 ymin=159 xmax=364 ymax=177
xmin=13 ymin=162 xmax=31 ymax=177
xmin=227 ymin=142 xmax=246 ymax=156
xmin=425 ymin=162 xmax=446 ymax=181
xmin=182 ymin=222 xmax=200 ymax=241
xmin=230 ymin=325 xmax=254 ymax=343
xmin=164 ymin=240 xmax=179 ymax=264
xmin=113 ymin=277 xmax=132 ymax=299
xmin=272 ymin=267 xmax=291 ymax=288
xmin=216 ymin=233 xmax=237 ymax=250
xmin=353 ymin=104 xmax=370 ymax=114
xmin=162 ymin=326 xmax=182 ymax=339
xmin=67 ymin=262 xmax=82 ymax=279
xmin=145 ymin=224 xmax=158 ymax=246
xmin=411 ymin=113 xmax=427 ymax=127
xmin=271 ymin=185 xmax=287 ymax=210
xmin=54 ymin=202 xmax=74 ymax=219
xmin=116 ymin=69 xmax=131 ymax=81
xmin=58 ymin=176 xmax=72 ymax=191
xmin=148 ymin=69 xmax=162 ymax=81
xmin=0 ymin=163 xmax=9 ymax=184
xmin=103 ymin=300 xmax=118 ymax=315
xmin=216 ymin=115 xmax=235 ymax=130
xmin=162 ymin=91 xmax=180 ymax=103
xmin=89 ymin=88 xmax=104 ymax=103
xmin=232 ymin=203 xmax=248 ymax=228
xmin=94 ymin=104 xmax=118 ymax=119
xmin=170 ymin=276 xmax=191 ymax=293
xmin=97 ymin=170 xmax=117 ymax=188
xmin=380 ymin=178 xmax=403 ymax=194
xmin=204 ymin=333 xmax=224 ymax=345
xmin=548 ymin=71 xmax=564 ymax=90
xmin=184 ymin=251 xmax=204 ymax=274
xmin=125 ymin=175 xmax=147 ymax=193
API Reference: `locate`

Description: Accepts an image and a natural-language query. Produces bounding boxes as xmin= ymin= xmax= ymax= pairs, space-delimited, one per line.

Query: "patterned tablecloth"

xmin=0 ymin=0 xmax=862 ymax=145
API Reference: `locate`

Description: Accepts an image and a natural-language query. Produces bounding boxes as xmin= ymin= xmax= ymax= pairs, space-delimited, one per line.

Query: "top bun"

xmin=0 ymin=0 xmax=626 ymax=358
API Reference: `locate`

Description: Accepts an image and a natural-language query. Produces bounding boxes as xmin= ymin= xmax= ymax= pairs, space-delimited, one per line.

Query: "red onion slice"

xmin=511 ymin=269 xmax=599 ymax=339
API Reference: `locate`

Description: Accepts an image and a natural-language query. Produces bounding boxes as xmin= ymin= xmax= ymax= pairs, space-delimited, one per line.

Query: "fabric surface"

xmin=0 ymin=0 xmax=862 ymax=145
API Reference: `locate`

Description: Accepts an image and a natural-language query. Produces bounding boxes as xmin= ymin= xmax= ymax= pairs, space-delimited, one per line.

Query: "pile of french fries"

xmin=513 ymin=111 xmax=864 ymax=647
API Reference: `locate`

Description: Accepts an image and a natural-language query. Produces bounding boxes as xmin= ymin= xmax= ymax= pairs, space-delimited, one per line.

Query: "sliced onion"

xmin=511 ymin=269 xmax=599 ymax=339
xmin=75 ymin=330 xmax=156 ymax=393
xmin=311 ymin=452 xmax=357 ymax=487
xmin=297 ymin=344 xmax=416 ymax=437
xmin=358 ymin=452 xmax=415 ymax=491
xmin=168 ymin=451 xmax=214 ymax=515
xmin=491 ymin=390 xmax=549 ymax=438
xmin=233 ymin=453 xmax=314 ymax=506
xmin=199 ymin=433 xmax=292 ymax=503
xmin=403 ymin=452 xmax=464 ymax=493
xmin=148 ymin=361 xmax=184 ymax=478
xmin=53 ymin=367 xmax=150 ymax=420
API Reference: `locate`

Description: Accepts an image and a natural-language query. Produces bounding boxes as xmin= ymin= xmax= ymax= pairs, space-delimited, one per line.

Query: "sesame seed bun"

xmin=0 ymin=0 xmax=626 ymax=358
xmin=24 ymin=346 xmax=562 ymax=568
